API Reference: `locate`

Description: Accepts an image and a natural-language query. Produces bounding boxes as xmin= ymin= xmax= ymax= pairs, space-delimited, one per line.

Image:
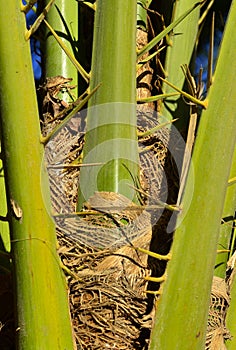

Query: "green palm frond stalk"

xmin=149 ymin=1 xmax=236 ymax=348
xmin=78 ymin=0 xmax=140 ymax=208
xmin=45 ymin=0 xmax=79 ymax=99
xmin=0 ymin=2 xmax=75 ymax=349
xmin=161 ymin=0 xmax=201 ymax=124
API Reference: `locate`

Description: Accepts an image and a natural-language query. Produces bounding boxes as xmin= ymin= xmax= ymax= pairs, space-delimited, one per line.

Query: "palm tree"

xmin=0 ymin=1 xmax=235 ymax=349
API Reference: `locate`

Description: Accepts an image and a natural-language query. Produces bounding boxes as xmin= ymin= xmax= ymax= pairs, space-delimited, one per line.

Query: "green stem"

xmin=160 ymin=0 xmax=201 ymax=124
xmin=0 ymin=3 xmax=75 ymax=349
xmin=45 ymin=0 xmax=79 ymax=99
xmin=78 ymin=0 xmax=140 ymax=208
xmin=149 ymin=1 xmax=236 ymax=347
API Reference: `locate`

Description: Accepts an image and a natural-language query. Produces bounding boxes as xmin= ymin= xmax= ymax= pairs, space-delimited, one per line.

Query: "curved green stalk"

xmin=149 ymin=1 xmax=236 ymax=348
xmin=78 ymin=0 xmax=140 ymax=208
xmin=0 ymin=3 xmax=75 ymax=349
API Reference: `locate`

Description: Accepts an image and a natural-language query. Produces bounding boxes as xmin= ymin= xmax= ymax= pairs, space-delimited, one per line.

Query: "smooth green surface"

xmin=87 ymin=0 xmax=137 ymax=104
xmin=45 ymin=0 xmax=78 ymax=99
xmin=78 ymin=0 xmax=140 ymax=207
xmin=0 ymin=3 xmax=75 ymax=349
xmin=161 ymin=0 xmax=200 ymax=122
xmin=149 ymin=1 xmax=236 ymax=348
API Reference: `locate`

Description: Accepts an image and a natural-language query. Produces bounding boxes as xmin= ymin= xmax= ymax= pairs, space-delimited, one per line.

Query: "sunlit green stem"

xmin=149 ymin=1 xmax=236 ymax=347
xmin=0 ymin=3 xmax=75 ymax=349
xmin=160 ymin=0 xmax=201 ymax=122
xmin=45 ymin=0 xmax=80 ymax=99
xmin=78 ymin=0 xmax=140 ymax=208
